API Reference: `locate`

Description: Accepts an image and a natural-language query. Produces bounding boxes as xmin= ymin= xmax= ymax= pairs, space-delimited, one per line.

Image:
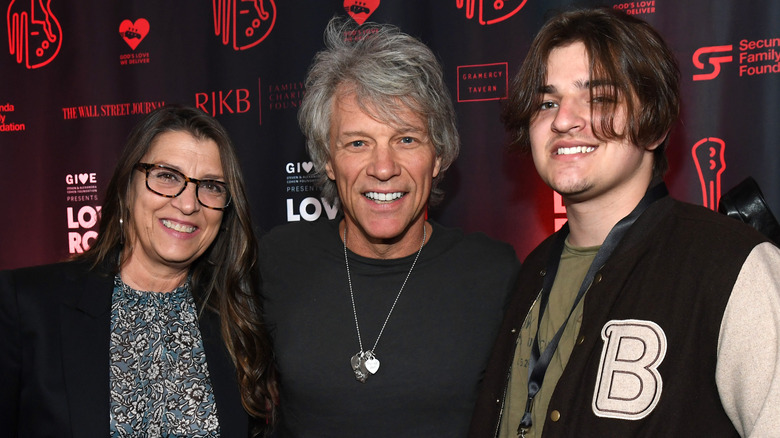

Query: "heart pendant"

xmin=365 ymin=357 xmax=380 ymax=374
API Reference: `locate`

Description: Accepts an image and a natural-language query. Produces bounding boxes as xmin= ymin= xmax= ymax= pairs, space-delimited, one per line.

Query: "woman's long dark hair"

xmin=76 ymin=105 xmax=276 ymax=430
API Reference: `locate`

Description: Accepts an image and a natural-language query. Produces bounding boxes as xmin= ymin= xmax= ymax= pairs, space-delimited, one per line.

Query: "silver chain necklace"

xmin=343 ymin=223 xmax=427 ymax=383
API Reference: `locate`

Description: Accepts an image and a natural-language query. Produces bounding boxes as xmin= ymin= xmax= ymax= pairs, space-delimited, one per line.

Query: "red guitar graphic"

xmin=7 ymin=0 xmax=62 ymax=69
xmin=692 ymin=137 xmax=726 ymax=210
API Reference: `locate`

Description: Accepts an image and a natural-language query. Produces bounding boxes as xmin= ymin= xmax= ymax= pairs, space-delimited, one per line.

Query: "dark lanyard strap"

xmin=518 ymin=181 xmax=668 ymax=433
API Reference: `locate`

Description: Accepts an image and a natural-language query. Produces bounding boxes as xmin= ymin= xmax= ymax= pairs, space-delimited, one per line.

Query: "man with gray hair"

xmin=260 ymin=16 xmax=520 ymax=437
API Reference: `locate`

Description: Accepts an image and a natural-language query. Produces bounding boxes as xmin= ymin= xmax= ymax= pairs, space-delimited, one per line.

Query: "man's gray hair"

xmin=298 ymin=16 xmax=460 ymax=206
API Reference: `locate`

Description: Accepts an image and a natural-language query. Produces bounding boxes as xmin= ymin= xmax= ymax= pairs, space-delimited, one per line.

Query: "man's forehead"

xmin=333 ymin=91 xmax=427 ymax=133
xmin=540 ymin=44 xmax=617 ymax=89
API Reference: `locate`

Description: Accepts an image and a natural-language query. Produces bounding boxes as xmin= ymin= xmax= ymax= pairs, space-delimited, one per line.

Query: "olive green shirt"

xmin=499 ymin=240 xmax=599 ymax=438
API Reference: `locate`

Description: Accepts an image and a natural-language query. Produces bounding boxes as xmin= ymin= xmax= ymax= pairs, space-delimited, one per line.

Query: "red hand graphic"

xmin=456 ymin=0 xmax=528 ymax=25
xmin=7 ymin=0 xmax=62 ymax=69
xmin=213 ymin=0 xmax=275 ymax=51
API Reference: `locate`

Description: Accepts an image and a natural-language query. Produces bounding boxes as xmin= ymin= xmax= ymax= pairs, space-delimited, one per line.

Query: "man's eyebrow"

xmin=395 ymin=125 xmax=426 ymax=134
xmin=538 ymin=84 xmax=556 ymax=94
xmin=338 ymin=125 xmax=426 ymax=138
xmin=581 ymin=79 xmax=615 ymax=88
xmin=537 ymin=79 xmax=616 ymax=95
xmin=338 ymin=130 xmax=369 ymax=138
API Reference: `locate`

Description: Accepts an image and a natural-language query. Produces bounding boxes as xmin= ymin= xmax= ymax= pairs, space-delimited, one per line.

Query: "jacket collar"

xmin=60 ymin=263 xmax=113 ymax=438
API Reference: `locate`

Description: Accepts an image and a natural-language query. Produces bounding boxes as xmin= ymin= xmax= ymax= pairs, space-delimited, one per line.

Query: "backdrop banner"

xmin=2 ymin=0 xmax=779 ymax=269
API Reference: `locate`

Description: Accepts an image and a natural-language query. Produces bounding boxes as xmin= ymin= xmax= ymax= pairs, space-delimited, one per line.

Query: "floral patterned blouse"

xmin=109 ymin=275 xmax=220 ymax=437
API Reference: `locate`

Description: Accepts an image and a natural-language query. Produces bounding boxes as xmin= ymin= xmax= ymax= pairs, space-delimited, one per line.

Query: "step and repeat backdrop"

xmin=2 ymin=0 xmax=779 ymax=270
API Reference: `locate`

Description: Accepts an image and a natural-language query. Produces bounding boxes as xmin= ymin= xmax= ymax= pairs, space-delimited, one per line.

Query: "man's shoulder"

xmin=261 ymin=219 xmax=339 ymax=246
xmin=257 ymin=219 xmax=345 ymax=272
xmin=425 ymin=222 xmax=520 ymax=296
xmin=430 ymin=220 xmax=519 ymax=262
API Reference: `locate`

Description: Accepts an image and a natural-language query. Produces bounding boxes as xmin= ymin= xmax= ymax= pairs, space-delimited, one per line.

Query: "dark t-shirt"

xmin=260 ymin=218 xmax=520 ymax=438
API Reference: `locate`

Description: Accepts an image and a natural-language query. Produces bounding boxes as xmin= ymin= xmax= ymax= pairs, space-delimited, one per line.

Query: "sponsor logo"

xmin=284 ymin=161 xmax=339 ymax=222
xmin=612 ymin=1 xmax=656 ymax=15
xmin=287 ymin=197 xmax=340 ymax=222
xmin=65 ymin=171 xmax=101 ymax=253
xmin=62 ymin=101 xmax=165 ymax=120
xmin=737 ymin=38 xmax=780 ymax=77
xmin=692 ymin=137 xmax=726 ymax=210
xmin=0 ymin=102 xmax=25 ymax=132
xmin=67 ymin=205 xmax=101 ymax=253
xmin=213 ymin=0 xmax=276 ymax=50
xmin=344 ymin=0 xmax=379 ymax=25
xmin=593 ymin=319 xmax=667 ymax=420
xmin=194 ymin=80 xmax=303 ymax=124
xmin=195 ymin=88 xmax=251 ymax=117
xmin=118 ymin=18 xmax=151 ymax=65
xmin=119 ymin=52 xmax=149 ymax=66
xmin=457 ymin=62 xmax=508 ymax=102
xmin=248 ymin=79 xmax=306 ymax=125
xmin=268 ymin=82 xmax=305 ymax=110
xmin=285 ymin=161 xmax=316 ymax=194
xmin=119 ymin=18 xmax=149 ymax=50
xmin=693 ymin=37 xmax=780 ymax=81
xmin=7 ymin=0 xmax=63 ymax=69
xmin=692 ymin=45 xmax=733 ymax=81
xmin=456 ymin=0 xmax=527 ymax=25
xmin=266 ymin=81 xmax=304 ymax=111
xmin=343 ymin=27 xmax=379 ymax=42
xmin=65 ymin=172 xmax=98 ymax=202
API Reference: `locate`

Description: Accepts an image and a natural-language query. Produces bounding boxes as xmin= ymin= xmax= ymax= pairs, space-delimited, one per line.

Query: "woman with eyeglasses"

xmin=0 ymin=105 xmax=276 ymax=437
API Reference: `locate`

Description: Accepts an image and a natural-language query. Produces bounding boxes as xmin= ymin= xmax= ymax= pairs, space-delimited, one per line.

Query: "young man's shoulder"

xmin=669 ymin=198 xmax=769 ymax=244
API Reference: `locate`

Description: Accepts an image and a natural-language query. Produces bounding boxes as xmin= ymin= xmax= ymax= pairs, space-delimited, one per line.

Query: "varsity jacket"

xmin=469 ymin=194 xmax=780 ymax=437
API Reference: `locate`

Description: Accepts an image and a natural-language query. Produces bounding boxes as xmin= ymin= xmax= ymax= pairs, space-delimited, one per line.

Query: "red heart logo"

xmin=119 ymin=19 xmax=150 ymax=50
xmin=344 ymin=0 xmax=380 ymax=25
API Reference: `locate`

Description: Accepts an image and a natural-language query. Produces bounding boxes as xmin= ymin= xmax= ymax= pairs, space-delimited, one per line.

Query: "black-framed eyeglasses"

xmin=134 ymin=163 xmax=231 ymax=210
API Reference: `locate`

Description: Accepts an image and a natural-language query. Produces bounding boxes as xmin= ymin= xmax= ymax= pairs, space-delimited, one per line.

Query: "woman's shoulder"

xmin=0 ymin=259 xmax=109 ymax=305
xmin=3 ymin=258 xmax=92 ymax=280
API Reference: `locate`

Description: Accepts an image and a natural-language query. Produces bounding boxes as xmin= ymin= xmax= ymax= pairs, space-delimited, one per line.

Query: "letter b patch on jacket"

xmin=592 ymin=319 xmax=667 ymax=420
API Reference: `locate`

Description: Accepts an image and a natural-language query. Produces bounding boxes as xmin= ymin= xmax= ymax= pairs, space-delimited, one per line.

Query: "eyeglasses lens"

xmin=146 ymin=166 xmax=230 ymax=209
